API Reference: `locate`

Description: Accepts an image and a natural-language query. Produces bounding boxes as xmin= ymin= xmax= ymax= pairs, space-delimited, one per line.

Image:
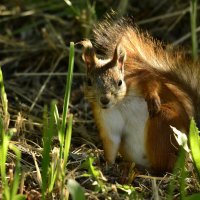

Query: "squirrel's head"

xmin=81 ymin=40 xmax=127 ymax=109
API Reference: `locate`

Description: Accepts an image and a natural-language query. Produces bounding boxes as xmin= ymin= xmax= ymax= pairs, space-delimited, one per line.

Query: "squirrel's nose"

xmin=100 ymin=96 xmax=110 ymax=105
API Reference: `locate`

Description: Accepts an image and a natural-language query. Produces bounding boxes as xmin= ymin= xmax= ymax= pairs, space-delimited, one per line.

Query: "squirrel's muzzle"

xmin=99 ymin=93 xmax=112 ymax=109
xmin=100 ymin=96 xmax=110 ymax=106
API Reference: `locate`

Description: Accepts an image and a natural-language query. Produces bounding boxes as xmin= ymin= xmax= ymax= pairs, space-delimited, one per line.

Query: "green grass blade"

xmin=0 ymin=67 xmax=9 ymax=131
xmin=189 ymin=119 xmax=200 ymax=180
xmin=9 ymin=143 xmax=26 ymax=199
xmin=63 ymin=114 xmax=73 ymax=168
xmin=10 ymin=144 xmax=21 ymax=197
xmin=48 ymin=146 xmax=59 ymax=193
xmin=170 ymin=126 xmax=189 ymax=198
xmin=67 ymin=179 xmax=85 ymax=200
xmin=184 ymin=193 xmax=200 ymax=200
xmin=190 ymin=0 xmax=198 ymax=61
xmin=0 ymin=118 xmax=7 ymax=183
xmin=0 ymin=67 xmax=8 ymax=116
xmin=61 ymin=42 xmax=74 ymax=142
xmin=15 ymin=195 xmax=27 ymax=200
xmin=41 ymin=101 xmax=56 ymax=198
xmin=54 ymin=104 xmax=61 ymax=130
xmin=0 ymin=118 xmax=11 ymax=199
xmin=49 ymin=163 xmax=58 ymax=192
xmin=0 ymin=67 xmax=11 ymax=199
xmin=179 ymin=149 xmax=187 ymax=199
xmin=167 ymin=147 xmax=187 ymax=199
xmin=81 ymin=156 xmax=104 ymax=192
xmin=54 ymin=104 xmax=62 ymax=146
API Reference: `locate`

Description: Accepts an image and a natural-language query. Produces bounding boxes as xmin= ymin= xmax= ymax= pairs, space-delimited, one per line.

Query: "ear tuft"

xmin=117 ymin=45 xmax=126 ymax=65
xmin=80 ymin=40 xmax=96 ymax=68
xmin=112 ymin=44 xmax=126 ymax=71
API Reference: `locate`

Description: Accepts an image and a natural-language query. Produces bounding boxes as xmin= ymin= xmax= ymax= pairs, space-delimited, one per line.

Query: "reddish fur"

xmin=124 ymin=69 xmax=192 ymax=171
xmin=90 ymin=67 xmax=192 ymax=172
xmin=82 ymin=18 xmax=198 ymax=173
xmin=146 ymin=81 xmax=190 ymax=171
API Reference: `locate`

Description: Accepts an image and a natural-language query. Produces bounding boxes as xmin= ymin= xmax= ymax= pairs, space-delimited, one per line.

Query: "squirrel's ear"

xmin=80 ymin=40 xmax=97 ymax=68
xmin=113 ymin=44 xmax=126 ymax=71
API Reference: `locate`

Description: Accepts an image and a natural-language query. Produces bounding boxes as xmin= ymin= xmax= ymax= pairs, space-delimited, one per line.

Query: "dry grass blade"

xmin=152 ymin=179 xmax=160 ymax=200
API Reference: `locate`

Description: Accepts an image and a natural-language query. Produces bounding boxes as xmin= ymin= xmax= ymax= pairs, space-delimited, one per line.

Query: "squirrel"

xmin=80 ymin=17 xmax=200 ymax=173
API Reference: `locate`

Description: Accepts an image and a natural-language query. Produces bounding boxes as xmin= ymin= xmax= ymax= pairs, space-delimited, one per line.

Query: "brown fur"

xmin=81 ymin=17 xmax=199 ymax=173
xmin=124 ymin=68 xmax=192 ymax=171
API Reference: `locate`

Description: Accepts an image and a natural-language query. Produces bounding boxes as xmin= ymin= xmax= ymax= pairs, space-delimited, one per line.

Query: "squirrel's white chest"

xmin=101 ymin=95 xmax=149 ymax=167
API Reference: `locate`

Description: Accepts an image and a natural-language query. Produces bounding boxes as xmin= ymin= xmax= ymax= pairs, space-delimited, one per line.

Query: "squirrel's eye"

xmin=118 ymin=80 xmax=122 ymax=87
xmin=87 ymin=78 xmax=92 ymax=86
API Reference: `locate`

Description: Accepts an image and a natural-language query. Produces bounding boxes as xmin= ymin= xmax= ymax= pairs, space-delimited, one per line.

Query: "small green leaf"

xmin=15 ymin=194 xmax=27 ymax=200
xmin=81 ymin=157 xmax=100 ymax=179
xmin=81 ymin=156 xmax=105 ymax=192
xmin=184 ymin=193 xmax=200 ymax=200
xmin=116 ymin=183 xmax=136 ymax=195
xmin=67 ymin=179 xmax=85 ymax=200
xmin=189 ymin=119 xmax=200 ymax=180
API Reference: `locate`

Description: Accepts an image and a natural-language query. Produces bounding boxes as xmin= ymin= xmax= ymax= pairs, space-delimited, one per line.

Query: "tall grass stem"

xmin=190 ymin=0 xmax=198 ymax=60
xmin=60 ymin=42 xmax=74 ymax=148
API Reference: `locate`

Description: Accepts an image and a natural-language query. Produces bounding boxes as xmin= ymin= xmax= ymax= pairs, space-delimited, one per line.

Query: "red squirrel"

xmin=81 ymin=17 xmax=199 ymax=173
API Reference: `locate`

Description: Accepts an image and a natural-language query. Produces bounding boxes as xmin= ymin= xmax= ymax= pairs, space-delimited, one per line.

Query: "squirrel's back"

xmin=92 ymin=16 xmax=200 ymax=127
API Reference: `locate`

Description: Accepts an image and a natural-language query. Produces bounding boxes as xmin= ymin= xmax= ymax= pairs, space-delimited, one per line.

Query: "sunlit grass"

xmin=39 ymin=42 xmax=85 ymax=199
xmin=169 ymin=121 xmax=200 ymax=200
xmin=0 ymin=67 xmax=26 ymax=199
xmin=189 ymin=119 xmax=200 ymax=181
xmin=0 ymin=41 xmax=85 ymax=199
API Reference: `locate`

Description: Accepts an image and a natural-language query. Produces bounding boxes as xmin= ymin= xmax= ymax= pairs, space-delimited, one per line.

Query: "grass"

xmin=0 ymin=0 xmax=200 ymax=199
xmin=190 ymin=0 xmax=198 ymax=60
xmin=167 ymin=120 xmax=200 ymax=200
xmin=0 ymin=41 xmax=85 ymax=199
xmin=0 ymin=66 xmax=26 ymax=199
xmin=189 ymin=119 xmax=200 ymax=181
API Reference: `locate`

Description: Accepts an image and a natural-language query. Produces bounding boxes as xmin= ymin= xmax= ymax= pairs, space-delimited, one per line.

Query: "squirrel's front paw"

xmin=146 ymin=94 xmax=161 ymax=118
